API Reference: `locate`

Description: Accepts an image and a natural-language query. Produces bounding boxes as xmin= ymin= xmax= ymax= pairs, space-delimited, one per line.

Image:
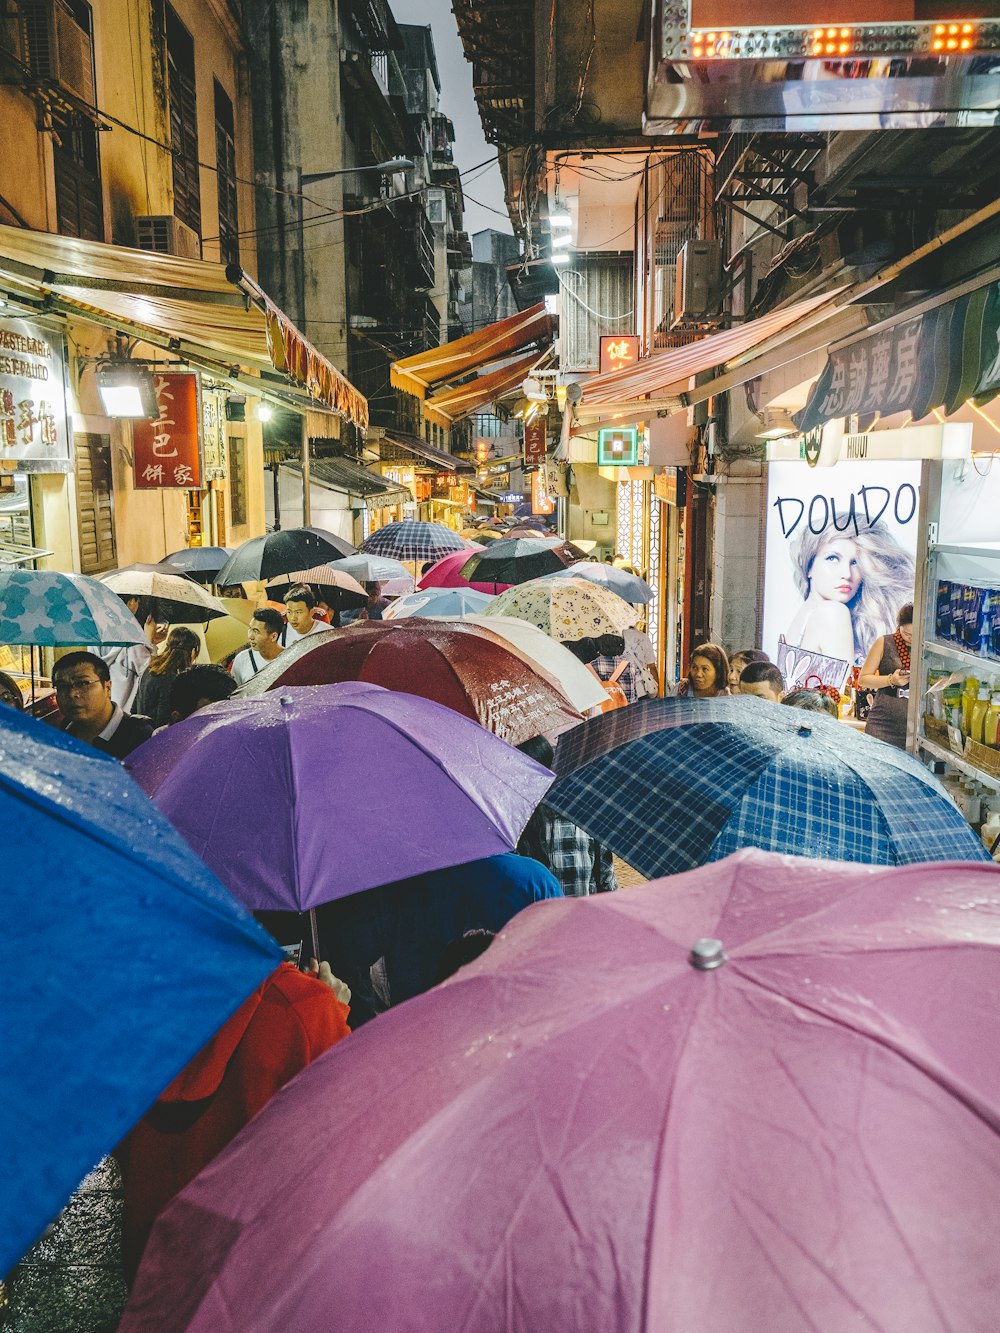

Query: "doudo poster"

xmin=762 ymin=460 xmax=921 ymax=678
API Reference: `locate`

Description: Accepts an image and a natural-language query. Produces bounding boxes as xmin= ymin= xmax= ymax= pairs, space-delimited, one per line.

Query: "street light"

xmin=300 ymin=157 xmax=413 ymax=187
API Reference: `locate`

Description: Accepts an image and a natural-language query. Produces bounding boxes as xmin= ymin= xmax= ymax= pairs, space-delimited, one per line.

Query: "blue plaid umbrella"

xmin=546 ymin=696 xmax=990 ymax=874
xmin=359 ymin=521 xmax=470 ymax=564
xmin=0 ymin=569 xmax=149 ymax=646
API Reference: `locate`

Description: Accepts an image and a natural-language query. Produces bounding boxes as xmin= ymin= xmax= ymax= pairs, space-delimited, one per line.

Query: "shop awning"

xmin=281 ymin=458 xmax=410 ymax=508
xmin=390 ymin=302 xmax=554 ymax=399
xmin=0 ymin=224 xmax=367 ymax=427
xmin=423 ymin=351 xmax=541 ymax=429
xmin=376 ymin=430 xmax=475 ymax=473
xmin=795 ymin=280 xmax=1000 ymax=434
xmin=575 ymin=291 xmax=844 ymax=419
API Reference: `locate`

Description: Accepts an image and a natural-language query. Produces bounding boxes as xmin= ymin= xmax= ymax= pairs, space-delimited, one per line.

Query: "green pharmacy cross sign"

xmin=597 ymin=425 xmax=639 ymax=467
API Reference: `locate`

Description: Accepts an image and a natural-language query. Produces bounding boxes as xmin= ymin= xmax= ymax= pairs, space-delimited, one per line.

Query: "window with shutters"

xmin=214 ymin=81 xmax=238 ymax=265
xmin=54 ymin=115 xmax=103 ymax=240
xmin=165 ymin=5 xmax=200 ymax=235
xmin=228 ymin=434 xmax=247 ymax=527
xmin=21 ymin=0 xmax=103 ymax=239
xmin=73 ymin=433 xmax=116 ymax=573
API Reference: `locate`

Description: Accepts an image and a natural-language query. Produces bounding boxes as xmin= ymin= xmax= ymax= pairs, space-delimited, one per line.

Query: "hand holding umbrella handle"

xmin=302 ymin=958 xmax=352 ymax=1007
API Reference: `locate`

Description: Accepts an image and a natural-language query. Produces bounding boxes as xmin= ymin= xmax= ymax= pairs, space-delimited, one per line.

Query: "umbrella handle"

xmin=308 ymin=908 xmax=321 ymax=964
xmin=991 ymin=829 xmax=1000 ymax=861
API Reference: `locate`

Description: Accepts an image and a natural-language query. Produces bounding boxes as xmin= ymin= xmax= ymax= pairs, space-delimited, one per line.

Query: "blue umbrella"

xmin=384 ymin=587 xmax=495 ymax=619
xmin=0 ymin=569 xmax=149 ymax=646
xmin=542 ymin=561 xmax=653 ymax=605
xmin=160 ymin=546 xmax=232 ymax=583
xmin=546 ymin=695 xmax=990 ymax=875
xmin=0 ymin=707 xmax=282 ymax=1277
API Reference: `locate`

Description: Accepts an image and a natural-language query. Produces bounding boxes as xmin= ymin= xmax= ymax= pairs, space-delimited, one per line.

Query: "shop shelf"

xmin=925 ymin=639 xmax=1000 ymax=673
xmin=931 ymin=543 xmax=1000 ymax=561
xmin=917 ymin=735 xmax=1000 ymax=791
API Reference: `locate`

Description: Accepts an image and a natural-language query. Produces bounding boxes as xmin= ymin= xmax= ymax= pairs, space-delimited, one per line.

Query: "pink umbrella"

xmin=418 ymin=545 xmax=511 ymax=595
xmin=125 ymin=848 xmax=1000 ymax=1332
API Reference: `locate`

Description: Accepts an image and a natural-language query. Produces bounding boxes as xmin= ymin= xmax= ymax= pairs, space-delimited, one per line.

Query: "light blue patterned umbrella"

xmin=384 ymin=587 xmax=495 ymax=619
xmin=542 ymin=561 xmax=654 ymax=605
xmin=0 ymin=569 xmax=149 ymax=646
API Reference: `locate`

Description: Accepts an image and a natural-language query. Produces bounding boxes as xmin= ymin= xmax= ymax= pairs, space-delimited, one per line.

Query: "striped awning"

xmin=795 ymin=280 xmax=1000 ymax=433
xmin=575 ymin=291 xmax=842 ymax=418
xmin=423 ymin=352 xmax=541 ymax=429
xmin=390 ymin=303 xmax=554 ymax=399
xmin=0 ymin=225 xmax=367 ymax=427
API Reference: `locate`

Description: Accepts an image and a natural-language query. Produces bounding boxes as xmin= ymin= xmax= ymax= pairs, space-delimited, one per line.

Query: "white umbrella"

xmin=454 ymin=615 xmax=609 ymax=714
xmin=99 ymin=566 xmax=225 ymax=623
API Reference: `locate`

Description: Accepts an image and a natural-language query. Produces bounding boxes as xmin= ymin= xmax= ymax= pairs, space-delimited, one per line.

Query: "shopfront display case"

xmin=911 ymin=458 xmax=1000 ymax=858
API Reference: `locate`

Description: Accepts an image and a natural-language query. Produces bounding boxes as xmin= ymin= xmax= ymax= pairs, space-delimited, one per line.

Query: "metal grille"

xmin=648 ymin=494 xmax=662 ymax=677
xmin=559 ymin=255 xmax=634 ymax=373
xmin=650 ymin=152 xmax=713 ymax=335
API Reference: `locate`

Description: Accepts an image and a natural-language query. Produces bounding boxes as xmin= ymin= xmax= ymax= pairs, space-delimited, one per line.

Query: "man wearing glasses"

xmin=52 ymin=651 xmax=154 ymax=759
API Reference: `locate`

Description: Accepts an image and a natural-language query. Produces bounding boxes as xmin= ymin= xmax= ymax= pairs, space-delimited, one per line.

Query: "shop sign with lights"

xmin=598 ymin=424 xmax=640 ymax=467
xmin=679 ymin=13 xmax=997 ymax=61
xmin=599 ymin=335 xmax=640 ymax=376
xmin=133 ymin=372 xmax=202 ymax=490
xmin=0 ymin=316 xmax=69 ymax=471
xmin=531 ymin=470 xmax=555 ymax=515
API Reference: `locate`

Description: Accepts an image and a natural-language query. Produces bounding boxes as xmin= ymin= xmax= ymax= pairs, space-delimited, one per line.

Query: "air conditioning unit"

xmin=673 ymin=239 xmax=722 ymax=325
xmin=135 ymin=215 xmax=202 ymax=260
xmin=19 ymin=0 xmax=95 ymax=104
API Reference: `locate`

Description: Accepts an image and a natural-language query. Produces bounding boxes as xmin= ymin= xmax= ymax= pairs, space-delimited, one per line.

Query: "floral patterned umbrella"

xmin=0 ymin=570 xmax=149 ymax=646
xmin=482 ymin=576 xmax=636 ymax=642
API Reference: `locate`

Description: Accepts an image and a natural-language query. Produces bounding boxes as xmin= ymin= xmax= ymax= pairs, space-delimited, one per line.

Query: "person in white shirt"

xmin=230 ymin=608 xmax=286 ymax=686
xmin=282 ymin=586 xmax=330 ymax=645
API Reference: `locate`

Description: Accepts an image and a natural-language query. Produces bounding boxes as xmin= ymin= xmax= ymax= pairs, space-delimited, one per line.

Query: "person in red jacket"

xmin=118 ymin=959 xmax=350 ymax=1281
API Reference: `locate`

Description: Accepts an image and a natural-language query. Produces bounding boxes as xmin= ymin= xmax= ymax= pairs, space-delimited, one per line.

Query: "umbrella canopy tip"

xmin=689 ymin=938 xmax=727 ymax=971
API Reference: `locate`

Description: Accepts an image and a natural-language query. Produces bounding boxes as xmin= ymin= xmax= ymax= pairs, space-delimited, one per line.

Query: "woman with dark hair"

xmin=134 ymin=626 xmax=201 ymax=729
xmin=857 ymin=602 xmax=913 ymax=749
xmin=675 ymin=643 xmax=730 ymax=698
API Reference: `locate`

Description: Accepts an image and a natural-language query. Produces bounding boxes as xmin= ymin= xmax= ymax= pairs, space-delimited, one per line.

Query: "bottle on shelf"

xmin=985 ymin=692 xmax=1000 ymax=750
xmin=971 ymin=686 xmax=992 ymax=745
xmin=963 ymin=677 xmax=980 ymax=736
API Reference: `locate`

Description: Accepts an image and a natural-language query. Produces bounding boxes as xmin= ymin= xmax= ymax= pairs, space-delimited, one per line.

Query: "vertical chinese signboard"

xmin=0 ymin=317 xmax=71 ymax=470
xmin=523 ymin=417 xmax=546 ymax=467
xmin=599 ymin=334 xmax=640 ymax=376
xmin=531 ymin=469 xmax=555 ymax=516
xmin=133 ymin=373 xmax=202 ymax=489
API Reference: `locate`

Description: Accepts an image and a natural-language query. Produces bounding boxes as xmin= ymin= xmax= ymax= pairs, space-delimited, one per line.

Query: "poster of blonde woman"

xmin=762 ymin=461 xmax=920 ymax=673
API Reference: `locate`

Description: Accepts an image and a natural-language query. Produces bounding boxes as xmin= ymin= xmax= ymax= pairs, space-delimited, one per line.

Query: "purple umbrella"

xmin=124 ymin=848 xmax=1000 ymax=1332
xmin=126 ymin=683 xmax=553 ymax=914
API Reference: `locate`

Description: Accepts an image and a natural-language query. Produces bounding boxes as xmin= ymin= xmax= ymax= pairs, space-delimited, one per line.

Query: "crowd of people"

xmin=2 ymin=560 xmax=919 ymax=1328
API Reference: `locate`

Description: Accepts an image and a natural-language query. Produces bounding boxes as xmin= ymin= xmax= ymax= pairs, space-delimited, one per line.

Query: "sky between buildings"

xmin=392 ymin=0 xmax=514 ymax=238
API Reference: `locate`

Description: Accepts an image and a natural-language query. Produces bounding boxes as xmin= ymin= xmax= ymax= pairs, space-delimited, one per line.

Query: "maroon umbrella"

xmin=240 ymin=621 xmax=581 ymax=746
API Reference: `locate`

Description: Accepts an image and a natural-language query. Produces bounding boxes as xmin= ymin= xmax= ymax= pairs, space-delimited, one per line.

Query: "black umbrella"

xmin=160 ymin=547 xmax=232 ymax=584
xmin=459 ymin=536 xmax=585 ymax=587
xmin=216 ymin=528 xmax=355 ymax=588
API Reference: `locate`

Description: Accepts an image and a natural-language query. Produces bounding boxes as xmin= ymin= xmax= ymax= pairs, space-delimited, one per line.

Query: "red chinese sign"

xmin=133 ymin=373 xmax=201 ymax=489
xmin=523 ymin=417 xmax=546 ymax=467
xmin=599 ymin=334 xmax=640 ymax=376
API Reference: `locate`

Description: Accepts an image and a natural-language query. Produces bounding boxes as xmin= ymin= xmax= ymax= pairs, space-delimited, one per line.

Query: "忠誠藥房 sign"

xmin=0 ymin=317 xmax=70 ymax=471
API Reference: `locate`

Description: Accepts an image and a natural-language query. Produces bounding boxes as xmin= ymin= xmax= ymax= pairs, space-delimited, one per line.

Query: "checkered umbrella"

xmin=359 ymin=521 xmax=470 ymax=564
xmin=545 ymin=695 xmax=989 ymax=876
